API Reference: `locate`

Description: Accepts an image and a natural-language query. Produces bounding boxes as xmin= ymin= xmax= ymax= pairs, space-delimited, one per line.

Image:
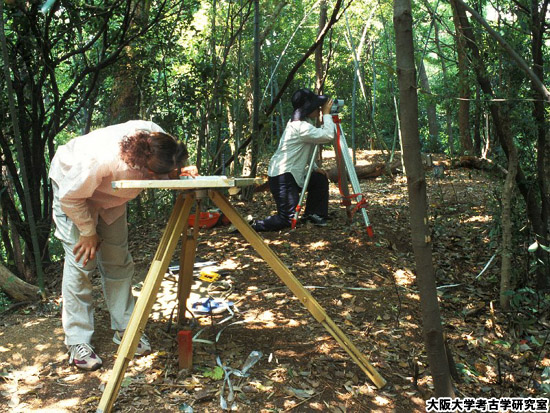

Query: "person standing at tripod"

xmin=49 ymin=120 xmax=198 ymax=371
xmin=252 ymin=89 xmax=335 ymax=232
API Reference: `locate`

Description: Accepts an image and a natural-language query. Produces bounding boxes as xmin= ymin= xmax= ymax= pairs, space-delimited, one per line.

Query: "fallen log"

xmin=253 ymin=160 xmax=403 ymax=192
xmin=452 ymin=156 xmax=507 ymax=177
xmin=327 ymin=160 xmax=402 ymax=183
xmin=0 ymin=262 xmax=40 ymax=302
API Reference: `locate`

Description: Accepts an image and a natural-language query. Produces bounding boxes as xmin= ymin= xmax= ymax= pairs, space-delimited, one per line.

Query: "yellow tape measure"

xmin=199 ymin=270 xmax=220 ymax=283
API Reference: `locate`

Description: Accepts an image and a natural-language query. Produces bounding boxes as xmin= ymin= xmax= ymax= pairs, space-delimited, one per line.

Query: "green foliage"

xmin=503 ymin=288 xmax=550 ymax=337
xmin=127 ymin=190 xmax=175 ymax=226
xmin=0 ymin=290 xmax=11 ymax=313
xmin=202 ymin=366 xmax=224 ymax=380
xmin=504 ymin=287 xmax=538 ymax=311
xmin=528 ymin=241 xmax=550 ymax=254
xmin=456 ymin=362 xmax=481 ymax=383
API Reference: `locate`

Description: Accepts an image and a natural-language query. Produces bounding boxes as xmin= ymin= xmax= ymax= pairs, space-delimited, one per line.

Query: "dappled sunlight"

xmin=245 ymin=309 xmax=276 ymax=327
xmin=0 ymin=322 xmax=66 ymax=368
xmin=373 ymin=394 xmax=392 ymax=408
xmin=314 ymin=258 xmax=333 ymax=269
xmin=307 ymin=240 xmax=330 ymax=250
xmin=0 ymin=315 xmax=102 ymax=412
xmin=2 ymin=152 xmax=522 ymax=411
xmin=219 ymin=258 xmax=240 ymax=269
xmin=148 ymin=276 xmax=179 ymax=321
xmin=240 ymin=298 xmax=309 ymax=330
xmin=264 ymin=238 xmax=286 ymax=246
xmin=393 ymin=268 xmax=416 ymax=287
xmin=43 ymin=397 xmax=82 ymax=410
xmin=462 ymin=214 xmax=491 ymax=224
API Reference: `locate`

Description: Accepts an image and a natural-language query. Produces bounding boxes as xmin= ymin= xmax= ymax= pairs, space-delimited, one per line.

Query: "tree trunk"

xmin=251 ymin=0 xmax=261 ymax=177
xmin=418 ymin=59 xmax=439 ymax=152
xmin=450 ymin=0 xmax=473 ymax=155
xmin=426 ymin=0 xmax=453 ymax=155
xmin=453 ymin=0 xmax=550 ymax=103
xmin=1 ymin=166 xmax=30 ymax=280
xmin=315 ymin=0 xmax=328 ymax=93
xmin=473 ymin=86 xmax=482 ymax=157
xmin=500 ymin=130 xmax=518 ymax=310
xmin=241 ymin=0 xmax=261 ymax=201
xmin=0 ymin=262 xmax=40 ymax=302
xmin=0 ymin=0 xmax=45 ymax=295
xmin=109 ymin=2 xmax=150 ymax=122
xmin=529 ymin=0 xmax=550 ymax=285
xmin=394 ymin=0 xmax=455 ymax=398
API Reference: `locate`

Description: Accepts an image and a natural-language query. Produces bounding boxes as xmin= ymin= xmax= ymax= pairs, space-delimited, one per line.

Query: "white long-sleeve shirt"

xmin=267 ymin=114 xmax=335 ymax=187
xmin=49 ymin=120 xmax=165 ymax=237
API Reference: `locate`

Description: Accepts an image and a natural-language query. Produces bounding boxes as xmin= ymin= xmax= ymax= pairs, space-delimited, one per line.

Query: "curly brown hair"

xmin=119 ymin=131 xmax=188 ymax=174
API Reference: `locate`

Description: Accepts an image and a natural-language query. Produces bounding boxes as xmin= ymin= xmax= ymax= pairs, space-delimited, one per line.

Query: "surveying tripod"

xmin=96 ymin=179 xmax=386 ymax=412
xmin=293 ymin=113 xmax=374 ymax=237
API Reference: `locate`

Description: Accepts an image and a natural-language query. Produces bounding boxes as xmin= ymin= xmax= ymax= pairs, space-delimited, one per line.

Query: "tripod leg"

xmin=293 ymin=145 xmax=319 ymax=229
xmin=336 ymin=123 xmax=373 ymax=235
xmin=97 ymin=192 xmax=195 ymax=413
xmin=178 ymin=199 xmax=201 ymax=322
xmin=209 ymin=190 xmax=386 ymax=389
xmin=335 ymin=127 xmax=353 ymax=223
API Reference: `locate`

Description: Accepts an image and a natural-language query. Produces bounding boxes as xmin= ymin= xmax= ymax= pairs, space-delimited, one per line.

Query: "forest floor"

xmin=1 ymin=150 xmax=550 ymax=413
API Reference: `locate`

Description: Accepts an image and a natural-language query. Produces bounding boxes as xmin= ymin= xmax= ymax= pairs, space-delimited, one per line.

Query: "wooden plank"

xmin=111 ymin=176 xmax=260 ymax=190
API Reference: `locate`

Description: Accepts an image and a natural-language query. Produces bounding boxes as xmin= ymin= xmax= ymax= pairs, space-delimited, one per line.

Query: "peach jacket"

xmin=49 ymin=120 xmax=165 ymax=237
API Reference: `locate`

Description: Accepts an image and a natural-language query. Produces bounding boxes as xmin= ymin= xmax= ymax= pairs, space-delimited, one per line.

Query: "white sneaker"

xmin=113 ymin=330 xmax=152 ymax=356
xmin=68 ymin=343 xmax=103 ymax=371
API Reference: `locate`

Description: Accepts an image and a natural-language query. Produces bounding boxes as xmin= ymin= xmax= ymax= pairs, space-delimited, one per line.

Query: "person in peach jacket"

xmin=49 ymin=120 xmax=198 ymax=370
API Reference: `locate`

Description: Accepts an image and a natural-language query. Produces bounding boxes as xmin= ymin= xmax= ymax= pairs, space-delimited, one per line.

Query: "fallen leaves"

xmin=3 ymin=153 xmax=549 ymax=411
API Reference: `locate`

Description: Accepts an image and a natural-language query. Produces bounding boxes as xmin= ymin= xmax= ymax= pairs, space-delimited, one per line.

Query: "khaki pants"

xmin=52 ymin=184 xmax=135 ymax=346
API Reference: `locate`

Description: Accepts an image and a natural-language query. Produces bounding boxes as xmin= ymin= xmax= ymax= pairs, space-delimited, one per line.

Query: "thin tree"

xmin=315 ymin=0 xmax=328 ymax=93
xmin=450 ymin=0 xmax=473 ymax=155
xmin=500 ymin=110 xmax=518 ymax=310
xmin=452 ymin=0 xmax=550 ymax=103
xmin=241 ymin=0 xmax=261 ymax=196
xmin=0 ymin=0 xmax=45 ymax=298
xmin=452 ymin=0 xmax=550 ymax=288
xmin=417 ymin=59 xmax=439 ymax=152
xmin=214 ymin=0 xmax=348 ymax=175
xmin=0 ymin=1 xmax=170 ymax=288
xmin=394 ymin=0 xmax=454 ymax=397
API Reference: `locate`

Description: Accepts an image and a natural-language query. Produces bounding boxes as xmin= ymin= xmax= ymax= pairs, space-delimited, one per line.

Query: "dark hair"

xmin=291 ymin=88 xmax=329 ymax=121
xmin=119 ymin=131 xmax=188 ymax=174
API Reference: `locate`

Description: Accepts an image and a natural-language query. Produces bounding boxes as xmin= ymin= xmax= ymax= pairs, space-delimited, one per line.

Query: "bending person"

xmin=252 ymin=88 xmax=335 ymax=232
xmin=49 ymin=120 xmax=198 ymax=371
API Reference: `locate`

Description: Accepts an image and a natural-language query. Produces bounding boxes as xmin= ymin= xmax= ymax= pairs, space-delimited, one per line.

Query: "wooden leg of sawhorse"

xmin=96 ymin=192 xmax=196 ymax=413
xmin=209 ymin=190 xmax=387 ymax=389
xmin=177 ymin=198 xmax=201 ymax=322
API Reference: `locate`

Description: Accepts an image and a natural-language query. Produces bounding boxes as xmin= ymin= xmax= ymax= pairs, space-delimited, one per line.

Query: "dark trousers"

xmin=254 ymin=172 xmax=329 ymax=231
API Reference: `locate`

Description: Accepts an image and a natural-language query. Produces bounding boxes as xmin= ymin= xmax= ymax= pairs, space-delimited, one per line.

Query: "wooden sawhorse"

xmin=97 ymin=181 xmax=385 ymax=412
